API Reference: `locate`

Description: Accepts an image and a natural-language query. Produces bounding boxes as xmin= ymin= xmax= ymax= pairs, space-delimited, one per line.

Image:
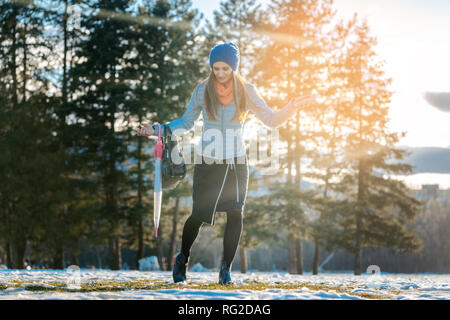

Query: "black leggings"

xmin=180 ymin=209 xmax=243 ymax=266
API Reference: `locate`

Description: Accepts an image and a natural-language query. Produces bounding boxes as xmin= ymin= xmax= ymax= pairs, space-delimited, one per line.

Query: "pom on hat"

xmin=209 ymin=42 xmax=240 ymax=72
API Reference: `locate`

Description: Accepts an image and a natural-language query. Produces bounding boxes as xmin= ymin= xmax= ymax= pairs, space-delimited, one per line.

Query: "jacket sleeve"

xmin=153 ymin=85 xmax=202 ymax=135
xmin=246 ymin=84 xmax=298 ymax=128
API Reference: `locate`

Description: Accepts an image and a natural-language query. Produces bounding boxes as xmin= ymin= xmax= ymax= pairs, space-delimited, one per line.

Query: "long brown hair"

xmin=203 ymin=70 xmax=249 ymax=123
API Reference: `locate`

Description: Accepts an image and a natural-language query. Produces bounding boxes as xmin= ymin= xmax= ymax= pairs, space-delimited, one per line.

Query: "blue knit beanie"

xmin=209 ymin=42 xmax=240 ymax=72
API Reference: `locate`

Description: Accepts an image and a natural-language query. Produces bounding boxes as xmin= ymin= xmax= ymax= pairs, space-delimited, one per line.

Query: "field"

xmin=1 ymin=269 xmax=449 ymax=300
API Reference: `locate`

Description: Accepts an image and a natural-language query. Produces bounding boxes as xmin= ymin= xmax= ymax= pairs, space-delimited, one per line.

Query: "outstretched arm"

xmin=160 ymin=84 xmax=202 ymax=135
xmin=137 ymin=85 xmax=203 ymax=137
xmin=247 ymin=84 xmax=316 ymax=128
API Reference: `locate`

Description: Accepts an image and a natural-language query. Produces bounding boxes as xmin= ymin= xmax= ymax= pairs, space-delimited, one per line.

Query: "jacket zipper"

xmin=221 ymin=107 xmax=224 ymax=158
xmin=221 ymin=106 xmax=224 ymax=132
xmin=210 ymin=106 xmax=240 ymax=225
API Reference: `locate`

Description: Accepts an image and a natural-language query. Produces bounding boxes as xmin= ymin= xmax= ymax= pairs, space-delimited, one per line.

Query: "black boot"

xmin=218 ymin=260 xmax=232 ymax=285
xmin=173 ymin=252 xmax=189 ymax=283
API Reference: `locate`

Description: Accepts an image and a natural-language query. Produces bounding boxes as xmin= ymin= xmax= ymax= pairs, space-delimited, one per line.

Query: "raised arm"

xmin=247 ymin=84 xmax=309 ymax=128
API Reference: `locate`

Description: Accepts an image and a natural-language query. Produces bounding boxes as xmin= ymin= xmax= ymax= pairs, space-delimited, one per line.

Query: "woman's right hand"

xmin=137 ymin=122 xmax=156 ymax=136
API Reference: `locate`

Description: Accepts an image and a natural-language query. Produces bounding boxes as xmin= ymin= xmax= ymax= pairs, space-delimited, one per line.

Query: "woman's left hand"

xmin=288 ymin=94 xmax=318 ymax=109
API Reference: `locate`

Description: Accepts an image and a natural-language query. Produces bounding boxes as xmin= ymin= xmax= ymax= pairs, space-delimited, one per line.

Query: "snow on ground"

xmin=1 ymin=269 xmax=449 ymax=300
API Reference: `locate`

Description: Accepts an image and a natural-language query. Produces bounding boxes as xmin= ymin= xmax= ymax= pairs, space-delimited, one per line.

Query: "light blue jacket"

xmin=155 ymin=82 xmax=299 ymax=160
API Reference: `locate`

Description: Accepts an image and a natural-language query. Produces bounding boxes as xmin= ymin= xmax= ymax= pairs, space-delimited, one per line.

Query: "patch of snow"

xmin=190 ymin=263 xmax=210 ymax=272
xmin=0 ymin=269 xmax=449 ymax=300
xmin=138 ymin=257 xmax=160 ymax=271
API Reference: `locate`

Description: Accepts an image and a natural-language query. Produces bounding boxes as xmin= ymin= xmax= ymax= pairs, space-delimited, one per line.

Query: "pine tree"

xmin=123 ymin=0 xmax=205 ymax=269
xmin=67 ymin=0 xmax=138 ymax=270
xmin=305 ymin=16 xmax=357 ymax=275
xmin=50 ymin=0 xmax=87 ymax=268
xmin=251 ymin=0 xmax=336 ymax=274
xmin=338 ymin=17 xmax=423 ymax=275
xmin=0 ymin=0 xmax=64 ymax=269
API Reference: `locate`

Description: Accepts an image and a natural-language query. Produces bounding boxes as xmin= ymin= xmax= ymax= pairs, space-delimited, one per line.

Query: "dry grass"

xmin=0 ymin=279 xmax=395 ymax=299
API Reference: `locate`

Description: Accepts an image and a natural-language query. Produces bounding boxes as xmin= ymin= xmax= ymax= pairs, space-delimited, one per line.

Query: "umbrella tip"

xmin=155 ymin=227 xmax=158 ymax=238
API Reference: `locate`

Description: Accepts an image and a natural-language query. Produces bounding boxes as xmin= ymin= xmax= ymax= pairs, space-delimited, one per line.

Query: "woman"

xmin=137 ymin=42 xmax=315 ymax=284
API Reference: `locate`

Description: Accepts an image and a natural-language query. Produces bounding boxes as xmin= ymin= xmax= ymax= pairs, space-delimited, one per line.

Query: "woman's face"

xmin=213 ymin=61 xmax=233 ymax=84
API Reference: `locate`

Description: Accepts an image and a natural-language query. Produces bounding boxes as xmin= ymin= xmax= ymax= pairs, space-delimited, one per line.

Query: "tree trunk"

xmin=136 ymin=124 xmax=144 ymax=269
xmin=167 ymin=197 xmax=180 ymax=271
xmin=354 ymin=160 xmax=365 ymax=276
xmin=52 ymin=244 xmax=65 ymax=269
xmin=69 ymin=238 xmax=79 ymax=266
xmin=108 ymin=237 xmax=114 ymax=269
xmin=62 ymin=0 xmax=68 ymax=106
xmin=314 ymin=177 xmax=329 ymax=276
xmin=114 ymin=236 xmax=122 ymax=270
xmin=354 ymin=209 xmax=362 ymax=275
xmin=156 ymin=230 xmax=165 ymax=271
xmin=6 ymin=242 xmax=13 ymax=269
xmin=295 ymin=237 xmax=303 ymax=274
xmin=295 ymin=109 xmax=301 ymax=187
xmin=287 ymin=234 xmax=296 ymax=274
xmin=13 ymin=239 xmax=26 ymax=269
xmin=108 ymin=236 xmax=122 ymax=270
xmin=239 ymin=246 xmax=247 ymax=273
xmin=295 ymin=110 xmax=304 ymax=275
xmin=136 ymin=216 xmax=144 ymax=269
xmin=22 ymin=23 xmax=27 ymax=103
xmin=95 ymin=246 xmax=102 ymax=269
xmin=11 ymin=7 xmax=18 ymax=106
xmin=287 ymin=135 xmax=293 ymax=185
xmin=286 ymin=119 xmax=296 ymax=274
xmin=312 ymin=238 xmax=320 ymax=275
xmin=70 ymin=253 xmax=79 ymax=267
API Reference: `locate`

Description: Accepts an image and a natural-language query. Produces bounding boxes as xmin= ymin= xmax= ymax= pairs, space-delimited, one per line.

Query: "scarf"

xmin=214 ymin=78 xmax=234 ymax=106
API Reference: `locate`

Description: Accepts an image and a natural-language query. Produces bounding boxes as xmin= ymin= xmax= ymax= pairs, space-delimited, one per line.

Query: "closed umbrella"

xmin=153 ymin=123 xmax=163 ymax=238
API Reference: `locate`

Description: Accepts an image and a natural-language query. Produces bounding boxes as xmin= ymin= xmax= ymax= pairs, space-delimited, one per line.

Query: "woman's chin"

xmin=219 ymin=78 xmax=231 ymax=84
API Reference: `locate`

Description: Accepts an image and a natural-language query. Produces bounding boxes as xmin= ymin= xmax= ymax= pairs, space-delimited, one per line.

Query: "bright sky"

xmin=192 ymin=0 xmax=450 ymax=149
xmin=332 ymin=0 xmax=450 ymax=149
xmin=191 ymin=0 xmax=450 ymax=188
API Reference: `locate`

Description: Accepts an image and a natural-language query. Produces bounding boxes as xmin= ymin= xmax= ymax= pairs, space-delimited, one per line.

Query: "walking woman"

xmin=137 ymin=42 xmax=314 ymax=284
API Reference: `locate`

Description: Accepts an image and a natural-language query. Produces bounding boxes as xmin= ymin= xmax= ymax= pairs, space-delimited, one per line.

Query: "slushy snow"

xmin=1 ymin=269 xmax=449 ymax=300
